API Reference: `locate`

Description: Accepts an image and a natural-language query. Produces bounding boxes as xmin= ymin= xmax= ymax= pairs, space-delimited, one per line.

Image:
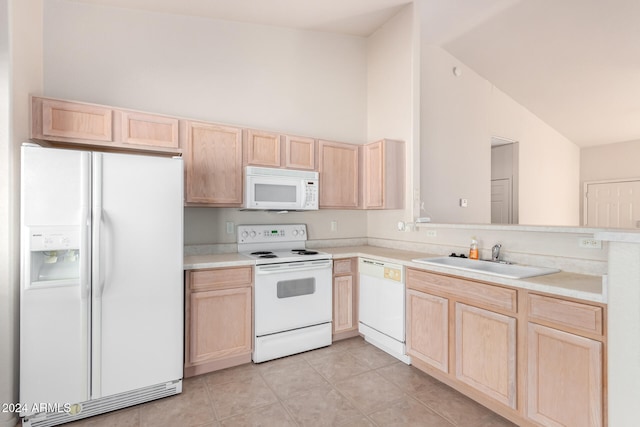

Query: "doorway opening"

xmin=491 ymin=138 xmax=519 ymax=224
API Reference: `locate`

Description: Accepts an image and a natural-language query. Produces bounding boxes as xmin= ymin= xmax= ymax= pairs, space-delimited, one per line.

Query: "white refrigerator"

xmin=20 ymin=144 xmax=184 ymax=427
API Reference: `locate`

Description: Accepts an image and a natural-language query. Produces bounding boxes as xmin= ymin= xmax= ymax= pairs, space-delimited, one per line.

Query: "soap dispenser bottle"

xmin=469 ymin=237 xmax=479 ymax=260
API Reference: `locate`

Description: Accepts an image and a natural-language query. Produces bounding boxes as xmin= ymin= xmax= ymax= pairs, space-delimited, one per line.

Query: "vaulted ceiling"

xmin=71 ymin=0 xmax=640 ymax=147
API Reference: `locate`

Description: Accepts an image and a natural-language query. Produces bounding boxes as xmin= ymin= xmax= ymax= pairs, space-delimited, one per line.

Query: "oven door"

xmin=254 ymin=259 xmax=332 ymax=336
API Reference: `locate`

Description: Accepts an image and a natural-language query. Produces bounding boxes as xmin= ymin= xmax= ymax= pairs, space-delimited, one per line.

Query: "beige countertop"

xmin=184 ymin=245 xmax=605 ymax=303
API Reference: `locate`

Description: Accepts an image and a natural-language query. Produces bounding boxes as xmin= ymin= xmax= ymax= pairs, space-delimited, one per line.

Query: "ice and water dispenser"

xmin=26 ymin=226 xmax=81 ymax=286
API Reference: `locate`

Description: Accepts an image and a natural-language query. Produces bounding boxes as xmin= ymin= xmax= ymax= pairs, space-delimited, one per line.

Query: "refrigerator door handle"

xmin=80 ymin=153 xmax=91 ymax=301
xmin=92 ymin=153 xmax=103 ymax=397
xmin=81 ymin=152 xmax=92 ymax=399
xmin=93 ymin=154 xmax=106 ymax=299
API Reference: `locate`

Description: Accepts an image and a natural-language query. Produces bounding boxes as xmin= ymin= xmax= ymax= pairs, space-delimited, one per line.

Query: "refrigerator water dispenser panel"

xmin=28 ymin=226 xmax=81 ymax=284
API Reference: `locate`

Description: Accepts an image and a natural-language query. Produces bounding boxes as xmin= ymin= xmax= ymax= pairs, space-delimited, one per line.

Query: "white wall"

xmin=43 ymin=0 xmax=371 ymax=245
xmin=0 ymin=2 xmax=12 ymax=424
xmin=365 ymin=4 xmax=418 ymax=240
xmin=491 ymin=86 xmax=580 ymax=226
xmin=581 ymin=139 xmax=640 ymax=183
xmin=1 ymin=1 xmax=43 ymax=426
xmin=418 ymin=43 xmax=580 ymax=226
xmin=44 ymin=0 xmax=367 ymax=143
xmin=420 ymin=45 xmax=492 ymax=223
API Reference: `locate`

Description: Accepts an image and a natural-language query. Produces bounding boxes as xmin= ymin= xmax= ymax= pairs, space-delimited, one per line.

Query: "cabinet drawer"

xmin=334 ymin=258 xmax=355 ymax=275
xmin=189 ymin=267 xmax=253 ymax=292
xmin=407 ymin=268 xmax=516 ymax=313
xmin=528 ymin=294 xmax=603 ymax=335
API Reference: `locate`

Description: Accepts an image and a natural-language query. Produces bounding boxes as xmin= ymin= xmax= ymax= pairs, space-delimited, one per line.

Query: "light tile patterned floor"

xmin=65 ymin=337 xmax=517 ymax=426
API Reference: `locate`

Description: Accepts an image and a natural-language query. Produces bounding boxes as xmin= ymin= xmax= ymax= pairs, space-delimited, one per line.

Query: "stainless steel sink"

xmin=411 ymin=256 xmax=560 ymax=279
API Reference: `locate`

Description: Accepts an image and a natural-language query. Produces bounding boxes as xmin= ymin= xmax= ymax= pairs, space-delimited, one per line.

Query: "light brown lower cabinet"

xmin=406 ymin=289 xmax=448 ymax=373
xmin=332 ymin=258 xmax=359 ymax=341
xmin=527 ymin=323 xmax=603 ymax=427
xmin=455 ymin=303 xmax=516 ymax=409
xmin=184 ymin=267 xmax=253 ymax=377
xmin=406 ymin=267 xmax=607 ymax=427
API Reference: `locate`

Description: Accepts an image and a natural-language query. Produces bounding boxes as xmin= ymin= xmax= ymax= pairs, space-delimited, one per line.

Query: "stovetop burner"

xmin=259 ymin=254 xmax=278 ymax=258
xmin=251 ymin=251 xmax=274 ymax=256
xmin=292 ymin=249 xmax=319 ymax=255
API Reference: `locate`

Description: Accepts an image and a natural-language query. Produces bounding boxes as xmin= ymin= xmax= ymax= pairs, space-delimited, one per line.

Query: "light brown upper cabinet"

xmin=318 ymin=140 xmax=360 ymax=209
xmin=244 ymin=130 xmax=316 ymax=171
xmin=284 ymin=135 xmax=316 ymax=170
xmin=362 ymin=139 xmax=405 ymax=209
xmin=33 ymin=97 xmax=113 ymax=143
xmin=117 ymin=111 xmax=179 ymax=150
xmin=244 ymin=129 xmax=281 ymax=167
xmin=31 ymin=96 xmax=181 ymax=154
xmin=183 ymin=121 xmax=243 ymax=206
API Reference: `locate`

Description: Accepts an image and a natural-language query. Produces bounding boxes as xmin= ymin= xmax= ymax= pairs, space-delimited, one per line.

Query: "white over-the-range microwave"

xmin=244 ymin=166 xmax=319 ymax=211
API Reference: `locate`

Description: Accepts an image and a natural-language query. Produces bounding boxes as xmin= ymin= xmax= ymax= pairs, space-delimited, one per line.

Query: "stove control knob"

xmin=300 ymin=229 xmax=305 ymax=236
xmin=241 ymin=231 xmax=249 ymax=238
xmin=250 ymin=231 xmax=257 ymax=238
xmin=292 ymin=230 xmax=298 ymax=236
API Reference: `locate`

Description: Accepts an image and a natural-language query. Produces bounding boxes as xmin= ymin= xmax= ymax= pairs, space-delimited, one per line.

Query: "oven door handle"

xmin=255 ymin=261 xmax=332 ymax=275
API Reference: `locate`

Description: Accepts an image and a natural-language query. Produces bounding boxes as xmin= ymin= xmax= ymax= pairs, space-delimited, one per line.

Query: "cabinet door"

xmin=364 ymin=140 xmax=384 ymax=208
xmin=245 ymin=129 xmax=281 ymax=167
xmin=189 ymin=287 xmax=252 ymax=365
xmin=333 ymin=275 xmax=354 ymax=333
xmin=527 ymin=323 xmax=602 ymax=427
xmin=184 ymin=121 xmax=243 ymax=205
xmin=406 ymin=289 xmax=448 ymax=373
xmin=119 ymin=111 xmax=179 ymax=149
xmin=39 ymin=98 xmax=113 ymax=142
xmin=455 ymin=303 xmax=517 ymax=408
xmin=285 ymin=135 xmax=316 ymax=170
xmin=318 ymin=140 xmax=359 ymax=208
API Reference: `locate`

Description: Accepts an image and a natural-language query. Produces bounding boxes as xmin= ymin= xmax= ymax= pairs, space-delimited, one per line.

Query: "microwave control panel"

xmin=304 ymin=182 xmax=319 ymax=209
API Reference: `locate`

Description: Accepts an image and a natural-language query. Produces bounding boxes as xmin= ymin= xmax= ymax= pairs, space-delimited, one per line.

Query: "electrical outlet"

xmin=579 ymin=238 xmax=602 ymax=249
xmin=460 ymin=198 xmax=468 ymax=208
xmin=226 ymin=221 xmax=234 ymax=234
xmin=425 ymin=230 xmax=437 ymax=237
xmin=330 ymin=221 xmax=338 ymax=232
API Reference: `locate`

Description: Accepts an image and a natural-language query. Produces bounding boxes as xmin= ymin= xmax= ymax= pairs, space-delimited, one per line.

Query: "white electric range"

xmin=237 ymin=224 xmax=333 ymax=363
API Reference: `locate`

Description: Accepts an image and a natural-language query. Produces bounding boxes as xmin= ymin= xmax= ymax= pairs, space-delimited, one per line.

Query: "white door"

xmin=491 ymin=178 xmax=512 ymax=224
xmin=20 ymin=146 xmax=91 ymax=410
xmin=585 ymin=180 xmax=640 ymax=228
xmin=92 ymin=152 xmax=183 ymax=398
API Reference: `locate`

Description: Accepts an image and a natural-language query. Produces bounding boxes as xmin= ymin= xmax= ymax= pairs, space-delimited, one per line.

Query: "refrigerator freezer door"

xmin=20 ymin=146 xmax=91 ymax=410
xmin=91 ymin=152 xmax=183 ymax=398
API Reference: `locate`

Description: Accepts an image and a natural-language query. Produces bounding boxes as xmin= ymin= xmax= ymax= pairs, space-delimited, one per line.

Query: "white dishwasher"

xmin=358 ymin=258 xmax=410 ymax=364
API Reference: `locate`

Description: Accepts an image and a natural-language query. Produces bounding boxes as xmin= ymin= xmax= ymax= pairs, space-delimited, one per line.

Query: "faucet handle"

xmin=491 ymin=243 xmax=502 ymax=261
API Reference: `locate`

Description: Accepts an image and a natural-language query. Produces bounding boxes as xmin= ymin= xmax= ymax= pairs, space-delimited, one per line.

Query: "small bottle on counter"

xmin=469 ymin=237 xmax=479 ymax=260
